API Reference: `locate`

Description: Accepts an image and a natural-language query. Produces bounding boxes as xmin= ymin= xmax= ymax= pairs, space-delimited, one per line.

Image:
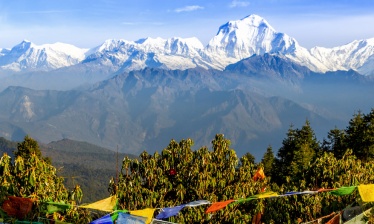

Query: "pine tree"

xmin=322 ymin=127 xmax=347 ymax=159
xmin=274 ymin=120 xmax=320 ymax=184
xmin=345 ymin=110 xmax=374 ymax=161
xmin=261 ymin=146 xmax=274 ymax=177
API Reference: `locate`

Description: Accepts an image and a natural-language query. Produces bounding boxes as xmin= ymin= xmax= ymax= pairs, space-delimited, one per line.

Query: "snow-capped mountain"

xmin=310 ymin=38 xmax=374 ymax=75
xmin=0 ymin=40 xmax=89 ymax=71
xmin=84 ymin=37 xmax=205 ymax=72
xmin=204 ymin=14 xmax=301 ymax=69
xmin=0 ymin=14 xmax=374 ymax=76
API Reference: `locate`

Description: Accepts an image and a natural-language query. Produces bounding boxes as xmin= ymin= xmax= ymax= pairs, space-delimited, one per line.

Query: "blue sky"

xmin=1 ymin=0 xmax=373 ymax=49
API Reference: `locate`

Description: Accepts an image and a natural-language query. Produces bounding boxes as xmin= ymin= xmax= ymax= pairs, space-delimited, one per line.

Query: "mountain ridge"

xmin=0 ymin=14 xmax=373 ymax=90
xmin=0 ymin=55 xmax=370 ymax=159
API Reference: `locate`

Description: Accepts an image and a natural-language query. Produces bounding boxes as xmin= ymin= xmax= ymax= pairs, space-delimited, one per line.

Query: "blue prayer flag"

xmin=156 ymin=205 xmax=186 ymax=219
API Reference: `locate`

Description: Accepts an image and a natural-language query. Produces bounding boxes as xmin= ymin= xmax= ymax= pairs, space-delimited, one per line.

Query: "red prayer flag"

xmin=326 ymin=213 xmax=341 ymax=224
xmin=317 ymin=188 xmax=336 ymax=193
xmin=1 ymin=196 xmax=34 ymax=219
xmin=205 ymin=200 xmax=235 ymax=213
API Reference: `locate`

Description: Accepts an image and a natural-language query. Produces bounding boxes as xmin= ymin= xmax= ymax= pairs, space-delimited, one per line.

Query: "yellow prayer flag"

xmin=358 ymin=184 xmax=374 ymax=202
xmin=80 ymin=195 xmax=117 ymax=212
xmin=257 ymin=191 xmax=278 ymax=199
xmin=130 ymin=208 xmax=155 ymax=224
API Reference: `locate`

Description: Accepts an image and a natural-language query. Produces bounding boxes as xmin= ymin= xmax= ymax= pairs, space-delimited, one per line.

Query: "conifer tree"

xmin=345 ymin=109 xmax=374 ymax=161
xmin=274 ymin=120 xmax=320 ymax=184
xmin=322 ymin=127 xmax=347 ymax=159
xmin=261 ymin=146 xmax=274 ymax=176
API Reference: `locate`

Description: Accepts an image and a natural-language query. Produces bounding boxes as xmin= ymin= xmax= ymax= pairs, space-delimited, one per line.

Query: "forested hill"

xmin=0 ymin=137 xmax=17 ymax=156
xmin=0 ymin=138 xmax=137 ymax=203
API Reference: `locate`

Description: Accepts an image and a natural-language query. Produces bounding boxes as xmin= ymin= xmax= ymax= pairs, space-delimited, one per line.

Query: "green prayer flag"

xmin=46 ymin=202 xmax=71 ymax=214
xmin=330 ymin=186 xmax=357 ymax=196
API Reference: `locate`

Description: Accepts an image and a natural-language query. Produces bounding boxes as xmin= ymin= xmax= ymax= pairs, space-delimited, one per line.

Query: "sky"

xmin=1 ymin=0 xmax=374 ymax=49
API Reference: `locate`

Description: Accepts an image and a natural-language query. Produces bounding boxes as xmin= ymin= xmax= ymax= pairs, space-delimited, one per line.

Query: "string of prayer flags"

xmin=205 ymin=200 xmax=235 ymax=213
xmin=358 ymin=184 xmax=374 ymax=202
xmin=130 ymin=208 xmax=156 ymax=224
xmin=80 ymin=195 xmax=117 ymax=212
xmin=329 ymin=186 xmax=357 ymax=196
xmin=156 ymin=204 xmax=186 ymax=219
xmin=186 ymin=200 xmax=211 ymax=207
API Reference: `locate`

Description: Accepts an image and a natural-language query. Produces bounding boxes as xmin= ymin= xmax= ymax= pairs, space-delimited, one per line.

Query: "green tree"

xmin=274 ymin=120 xmax=320 ymax=184
xmin=241 ymin=152 xmax=256 ymax=165
xmin=0 ymin=136 xmax=89 ymax=223
xmin=14 ymin=135 xmax=51 ymax=163
xmin=261 ymin=145 xmax=274 ymax=177
xmin=346 ymin=109 xmax=374 ymax=161
xmin=263 ymin=150 xmax=374 ymax=223
xmin=322 ymin=127 xmax=347 ymax=159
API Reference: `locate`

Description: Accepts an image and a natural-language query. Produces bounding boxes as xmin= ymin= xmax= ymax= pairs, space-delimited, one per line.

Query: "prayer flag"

xmin=117 ymin=213 xmax=147 ymax=224
xmin=284 ymin=190 xmax=318 ymax=196
xmin=46 ymin=202 xmax=71 ymax=214
xmin=156 ymin=205 xmax=186 ymax=219
xmin=233 ymin=196 xmax=257 ymax=204
xmin=358 ymin=184 xmax=374 ymax=202
xmin=257 ymin=191 xmax=278 ymax=198
xmin=80 ymin=195 xmax=117 ymax=212
xmin=130 ymin=208 xmax=155 ymax=224
xmin=326 ymin=213 xmax=341 ymax=224
xmin=317 ymin=188 xmax=336 ymax=193
xmin=186 ymin=200 xmax=211 ymax=207
xmin=1 ymin=196 xmax=34 ymax=219
xmin=111 ymin=210 xmax=129 ymax=222
xmin=330 ymin=186 xmax=357 ymax=196
xmin=253 ymin=167 xmax=265 ymax=181
xmin=205 ymin=200 xmax=235 ymax=213
xmin=90 ymin=214 xmax=113 ymax=224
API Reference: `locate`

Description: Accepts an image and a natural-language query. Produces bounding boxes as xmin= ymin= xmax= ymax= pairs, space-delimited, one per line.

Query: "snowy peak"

xmin=206 ymin=14 xmax=299 ymax=58
xmin=310 ymin=38 xmax=374 ymax=74
xmin=0 ymin=40 xmax=89 ymax=71
xmin=84 ymin=37 xmax=205 ymax=71
xmin=1 ymin=14 xmax=374 ymax=76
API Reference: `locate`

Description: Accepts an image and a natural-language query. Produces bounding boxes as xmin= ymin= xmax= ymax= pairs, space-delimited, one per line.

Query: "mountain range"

xmin=0 ymin=14 xmax=373 ymax=159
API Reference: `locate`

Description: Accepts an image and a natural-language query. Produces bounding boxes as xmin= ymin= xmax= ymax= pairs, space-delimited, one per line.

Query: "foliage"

xmin=273 ymin=120 xmax=321 ymax=184
xmin=116 ymin=134 xmax=267 ymax=223
xmin=115 ymin=112 xmax=374 ymax=223
xmin=263 ymin=150 xmax=374 ymax=223
xmin=0 ymin=136 xmax=90 ymax=223
xmin=3 ymin=109 xmax=374 ymax=223
xmin=346 ymin=109 xmax=374 ymax=161
xmin=261 ymin=145 xmax=275 ymax=176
